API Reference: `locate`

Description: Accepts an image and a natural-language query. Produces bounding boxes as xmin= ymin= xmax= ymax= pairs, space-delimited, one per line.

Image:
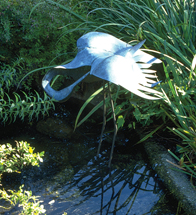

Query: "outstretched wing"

xmin=91 ymin=54 xmax=162 ymax=100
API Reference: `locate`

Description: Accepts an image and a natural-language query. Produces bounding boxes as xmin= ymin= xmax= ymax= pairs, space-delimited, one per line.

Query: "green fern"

xmin=0 ymin=91 xmax=55 ymax=123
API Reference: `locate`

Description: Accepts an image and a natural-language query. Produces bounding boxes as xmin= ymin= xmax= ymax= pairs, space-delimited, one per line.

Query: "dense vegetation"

xmin=0 ymin=0 xmax=83 ymax=123
xmin=0 ymin=0 xmax=196 ymax=214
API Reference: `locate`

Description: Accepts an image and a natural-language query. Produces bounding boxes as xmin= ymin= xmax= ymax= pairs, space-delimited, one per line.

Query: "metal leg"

xmin=97 ymin=81 xmax=107 ymax=157
xmin=108 ymin=82 xmax=118 ymax=168
xmin=97 ymin=81 xmax=118 ymax=167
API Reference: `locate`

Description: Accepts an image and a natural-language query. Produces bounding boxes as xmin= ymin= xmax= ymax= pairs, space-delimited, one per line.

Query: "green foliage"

xmin=0 ymin=0 xmax=82 ymax=92
xmin=117 ymin=115 xmax=125 ymax=129
xmin=74 ymin=84 xmax=105 ymax=129
xmin=0 ymin=90 xmax=55 ymax=123
xmin=0 ymin=141 xmax=45 ymax=214
xmin=0 ymin=141 xmax=44 ymax=177
xmin=0 ymin=0 xmax=78 ymax=64
xmin=0 ymin=58 xmax=55 ymax=123
xmin=160 ymin=62 xmax=196 ymax=179
xmin=168 ymin=149 xmax=196 ymax=180
xmin=0 ymin=58 xmax=25 ymax=92
xmin=0 ymin=185 xmax=46 ymax=214
xmin=0 ymin=0 xmax=88 ymax=123
xmin=74 ymin=83 xmax=133 ymax=129
xmin=132 ymin=100 xmax=164 ymax=126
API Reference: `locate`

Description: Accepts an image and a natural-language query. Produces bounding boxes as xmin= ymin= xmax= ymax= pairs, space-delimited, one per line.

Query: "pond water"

xmin=0 ymin=103 xmax=179 ymax=215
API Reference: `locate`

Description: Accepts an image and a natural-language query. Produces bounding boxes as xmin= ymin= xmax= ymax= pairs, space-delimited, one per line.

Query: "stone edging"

xmin=144 ymin=141 xmax=196 ymax=215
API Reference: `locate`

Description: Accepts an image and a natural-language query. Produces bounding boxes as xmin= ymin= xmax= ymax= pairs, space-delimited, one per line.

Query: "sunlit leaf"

xmin=117 ymin=115 xmax=125 ymax=129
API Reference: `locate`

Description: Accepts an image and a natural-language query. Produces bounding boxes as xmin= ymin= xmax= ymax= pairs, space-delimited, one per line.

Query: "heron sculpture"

xmin=42 ymin=32 xmax=162 ymax=167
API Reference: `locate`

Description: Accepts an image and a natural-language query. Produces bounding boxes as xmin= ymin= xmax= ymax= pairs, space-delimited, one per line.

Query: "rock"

xmin=36 ymin=118 xmax=73 ymax=139
xmin=144 ymin=141 xmax=196 ymax=215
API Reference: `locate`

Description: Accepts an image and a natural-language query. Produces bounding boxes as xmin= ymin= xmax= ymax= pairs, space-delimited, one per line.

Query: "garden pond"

xmin=0 ymin=101 xmax=181 ymax=215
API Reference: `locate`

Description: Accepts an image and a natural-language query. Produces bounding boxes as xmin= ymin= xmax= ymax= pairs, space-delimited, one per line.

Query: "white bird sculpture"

xmin=42 ymin=32 xmax=162 ymax=101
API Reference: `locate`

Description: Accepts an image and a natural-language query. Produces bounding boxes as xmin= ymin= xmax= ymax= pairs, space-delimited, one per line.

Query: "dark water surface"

xmin=0 ymin=122 xmax=178 ymax=215
xmin=0 ymin=100 xmax=180 ymax=215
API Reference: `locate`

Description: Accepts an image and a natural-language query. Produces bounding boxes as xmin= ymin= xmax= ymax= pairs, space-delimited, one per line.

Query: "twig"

xmin=108 ymin=82 xmax=118 ymax=168
xmin=97 ymin=81 xmax=107 ymax=157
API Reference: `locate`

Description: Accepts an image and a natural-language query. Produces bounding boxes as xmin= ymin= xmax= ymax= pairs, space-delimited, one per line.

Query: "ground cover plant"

xmin=0 ymin=141 xmax=45 ymax=214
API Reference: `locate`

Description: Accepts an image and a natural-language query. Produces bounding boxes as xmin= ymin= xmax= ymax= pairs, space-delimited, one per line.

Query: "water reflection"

xmin=0 ymin=128 xmax=176 ymax=215
xmin=46 ymin=154 xmax=162 ymax=215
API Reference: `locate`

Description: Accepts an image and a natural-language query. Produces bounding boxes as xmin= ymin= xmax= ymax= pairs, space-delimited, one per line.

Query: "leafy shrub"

xmin=0 ymin=0 xmax=78 ymax=66
xmin=0 ymin=0 xmax=88 ymax=123
xmin=0 ymin=60 xmax=55 ymax=123
xmin=0 ymin=0 xmax=85 ymax=93
xmin=0 ymin=140 xmax=44 ymax=177
xmin=0 ymin=141 xmax=45 ymax=214
xmin=0 ymin=185 xmax=46 ymax=215
xmin=0 ymin=90 xmax=55 ymax=123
